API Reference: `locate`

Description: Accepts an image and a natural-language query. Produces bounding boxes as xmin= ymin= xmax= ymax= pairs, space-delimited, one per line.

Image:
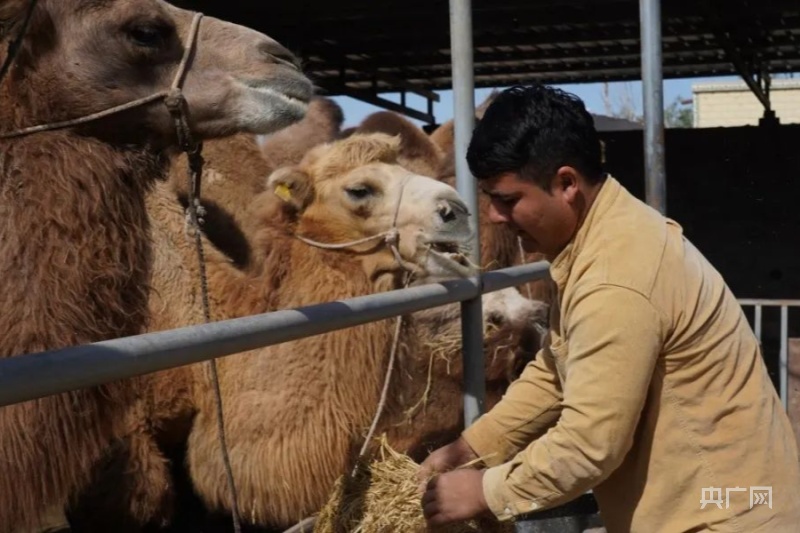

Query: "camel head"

xmin=0 ymin=0 xmax=312 ymax=145
xmin=267 ymin=133 xmax=476 ymax=285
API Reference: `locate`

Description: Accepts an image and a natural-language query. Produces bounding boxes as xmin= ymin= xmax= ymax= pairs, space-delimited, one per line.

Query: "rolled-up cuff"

xmin=482 ymin=463 xmax=517 ymax=521
xmin=481 ymin=462 xmax=557 ymax=521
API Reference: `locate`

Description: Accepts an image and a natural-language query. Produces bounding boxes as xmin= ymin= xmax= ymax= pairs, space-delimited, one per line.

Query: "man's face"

xmin=479 ymin=170 xmax=580 ymax=260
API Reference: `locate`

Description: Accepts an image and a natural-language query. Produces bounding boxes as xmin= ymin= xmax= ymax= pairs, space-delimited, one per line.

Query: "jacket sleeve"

xmin=479 ymin=284 xmax=664 ymax=521
xmin=461 ymin=344 xmax=564 ymax=468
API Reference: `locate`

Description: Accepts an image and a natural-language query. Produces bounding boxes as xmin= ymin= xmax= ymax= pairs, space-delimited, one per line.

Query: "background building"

xmin=693 ymin=78 xmax=800 ymax=127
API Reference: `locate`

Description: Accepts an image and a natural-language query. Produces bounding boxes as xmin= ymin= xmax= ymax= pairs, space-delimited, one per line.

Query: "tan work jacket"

xmin=463 ymin=176 xmax=800 ymax=532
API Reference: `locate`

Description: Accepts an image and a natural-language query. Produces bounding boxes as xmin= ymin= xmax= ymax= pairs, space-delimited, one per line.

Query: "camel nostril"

xmin=438 ymin=203 xmax=457 ymax=223
xmin=259 ymin=40 xmax=300 ymax=70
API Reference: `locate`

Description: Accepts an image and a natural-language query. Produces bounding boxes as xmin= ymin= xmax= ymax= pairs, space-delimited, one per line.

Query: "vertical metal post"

xmin=449 ymin=0 xmax=485 ymax=426
xmin=754 ymin=304 xmax=763 ymax=343
xmin=780 ymin=305 xmax=788 ymax=410
xmin=639 ymin=0 xmax=666 ymax=215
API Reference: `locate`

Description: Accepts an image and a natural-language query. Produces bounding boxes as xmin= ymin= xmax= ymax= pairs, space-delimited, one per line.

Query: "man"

xmin=419 ymin=84 xmax=800 ymax=532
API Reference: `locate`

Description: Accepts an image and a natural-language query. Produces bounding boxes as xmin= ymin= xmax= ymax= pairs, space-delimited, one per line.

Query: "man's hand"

xmin=417 ymin=436 xmax=479 ymax=487
xmin=421 ymin=469 xmax=490 ymax=526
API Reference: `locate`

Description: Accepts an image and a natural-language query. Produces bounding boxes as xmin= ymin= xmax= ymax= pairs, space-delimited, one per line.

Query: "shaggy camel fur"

xmin=0 ymin=1 xmax=312 ymax=530
xmin=146 ymin=97 xmax=347 ymax=335
xmin=159 ymin=132 xmax=546 ymax=530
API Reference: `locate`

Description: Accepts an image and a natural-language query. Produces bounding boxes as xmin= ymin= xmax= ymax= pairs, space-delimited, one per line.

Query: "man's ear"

xmin=266 ymin=166 xmax=314 ymax=214
xmin=554 ymin=166 xmax=580 ymax=201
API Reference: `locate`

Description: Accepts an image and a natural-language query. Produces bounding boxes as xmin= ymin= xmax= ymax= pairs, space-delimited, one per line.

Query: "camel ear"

xmin=475 ymin=90 xmax=499 ymax=120
xmin=267 ymin=166 xmax=314 ymax=213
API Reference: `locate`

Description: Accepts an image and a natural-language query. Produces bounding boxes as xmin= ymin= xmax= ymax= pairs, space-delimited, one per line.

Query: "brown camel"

xmin=0 ymin=1 xmax=313 ymax=530
xmin=260 ymin=96 xmax=346 ymax=174
xmin=59 ymin=99 xmax=348 ymax=531
xmin=147 ymin=132 xmax=545 ymax=530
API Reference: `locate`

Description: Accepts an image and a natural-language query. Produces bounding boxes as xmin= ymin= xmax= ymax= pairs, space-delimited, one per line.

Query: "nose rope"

xmin=0 ymin=12 xmax=204 ymax=139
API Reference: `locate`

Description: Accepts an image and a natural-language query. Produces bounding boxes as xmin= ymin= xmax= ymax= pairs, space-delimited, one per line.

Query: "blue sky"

xmin=330 ymin=74 xmax=798 ymax=127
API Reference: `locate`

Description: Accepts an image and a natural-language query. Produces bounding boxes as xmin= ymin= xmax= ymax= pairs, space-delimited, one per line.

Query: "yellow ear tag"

xmin=275 ymin=183 xmax=292 ymax=202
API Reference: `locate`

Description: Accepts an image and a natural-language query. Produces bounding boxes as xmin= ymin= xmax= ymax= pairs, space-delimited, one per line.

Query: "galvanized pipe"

xmin=0 ymin=262 xmax=550 ymax=408
xmin=449 ymin=0 xmax=485 ymax=426
xmin=639 ymin=0 xmax=666 ymax=215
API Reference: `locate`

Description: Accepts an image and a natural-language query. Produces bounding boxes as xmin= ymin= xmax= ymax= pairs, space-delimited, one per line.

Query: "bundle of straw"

xmin=314 ymin=436 xmax=515 ymax=533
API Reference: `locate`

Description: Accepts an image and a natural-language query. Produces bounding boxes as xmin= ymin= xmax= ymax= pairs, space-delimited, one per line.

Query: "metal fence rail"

xmin=0 ymin=262 xmax=550 ymax=408
xmin=738 ymin=298 xmax=800 ymax=411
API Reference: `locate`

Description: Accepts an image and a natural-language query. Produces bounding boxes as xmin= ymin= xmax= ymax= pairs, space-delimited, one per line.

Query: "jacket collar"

xmin=549 ymin=174 xmax=621 ymax=288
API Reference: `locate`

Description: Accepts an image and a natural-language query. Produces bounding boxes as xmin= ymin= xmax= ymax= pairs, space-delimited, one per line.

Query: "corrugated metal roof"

xmin=182 ymin=0 xmax=800 ymax=121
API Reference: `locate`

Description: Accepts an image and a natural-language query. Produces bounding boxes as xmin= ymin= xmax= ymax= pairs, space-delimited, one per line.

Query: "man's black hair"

xmin=466 ymin=84 xmax=605 ymax=188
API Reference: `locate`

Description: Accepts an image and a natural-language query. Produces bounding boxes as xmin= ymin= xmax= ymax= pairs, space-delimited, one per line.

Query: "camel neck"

xmin=276 ymin=239 xmax=377 ymax=308
xmin=0 ymin=131 xmax=165 ymax=356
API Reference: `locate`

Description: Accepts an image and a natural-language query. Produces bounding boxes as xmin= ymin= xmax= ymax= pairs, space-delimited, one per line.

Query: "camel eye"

xmin=345 ymin=184 xmax=375 ymax=200
xmin=127 ymin=23 xmax=169 ymax=48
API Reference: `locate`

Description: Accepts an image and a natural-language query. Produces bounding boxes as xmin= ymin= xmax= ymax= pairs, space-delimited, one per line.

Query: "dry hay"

xmin=401 ymin=321 xmax=514 ymax=423
xmin=314 ymin=436 xmax=515 ymax=533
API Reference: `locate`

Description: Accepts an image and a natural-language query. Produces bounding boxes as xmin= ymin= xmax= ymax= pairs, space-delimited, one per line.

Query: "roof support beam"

xmin=304 ymin=45 xmax=440 ymax=125
xmin=700 ymin=0 xmax=773 ymax=111
xmin=326 ymin=84 xmax=436 ymax=124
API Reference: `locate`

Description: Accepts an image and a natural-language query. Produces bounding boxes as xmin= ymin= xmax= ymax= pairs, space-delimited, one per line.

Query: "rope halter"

xmin=1 ymin=12 xmax=204 ymax=140
xmin=291 ymin=176 xmax=424 ymax=274
xmin=291 ymin=174 xmax=481 ymax=279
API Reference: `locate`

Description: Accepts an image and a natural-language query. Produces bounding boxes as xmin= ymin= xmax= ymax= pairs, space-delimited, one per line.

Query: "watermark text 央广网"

xmin=700 ymin=486 xmax=772 ymax=509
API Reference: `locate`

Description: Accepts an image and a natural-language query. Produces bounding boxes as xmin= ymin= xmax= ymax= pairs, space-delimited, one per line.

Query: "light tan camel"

xmin=347 ymin=107 xmax=554 ymax=298
xmin=72 ymin=111 xmax=545 ymax=530
xmin=0 ymin=1 xmax=312 ymax=530
xmin=152 ymin=132 xmax=546 ymax=530
xmin=344 ymin=109 xmax=553 ymax=446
